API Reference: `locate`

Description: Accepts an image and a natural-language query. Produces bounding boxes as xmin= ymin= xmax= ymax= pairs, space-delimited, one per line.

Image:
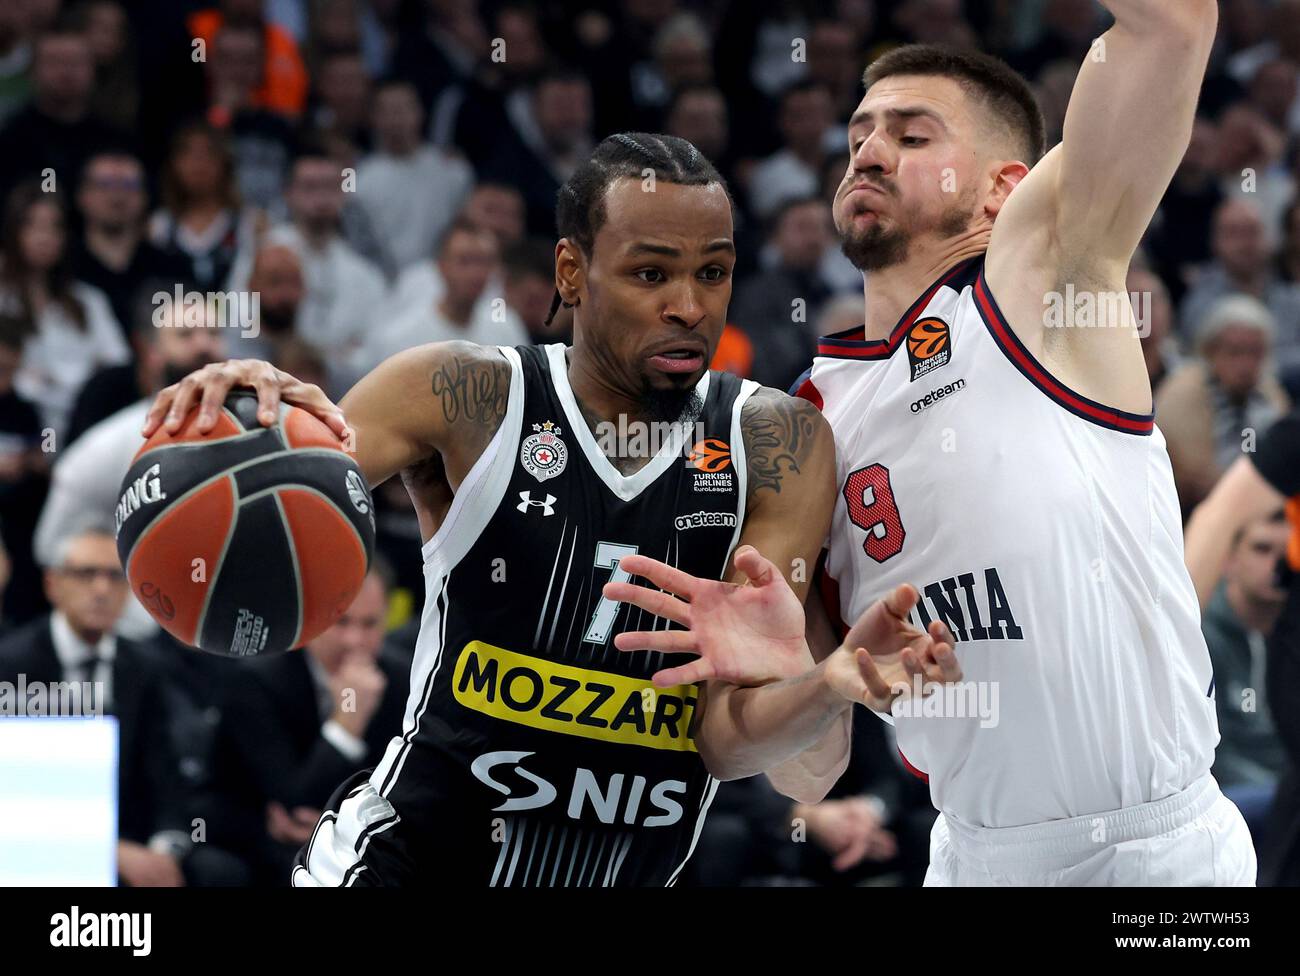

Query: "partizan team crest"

xmin=520 ymin=420 xmax=569 ymax=482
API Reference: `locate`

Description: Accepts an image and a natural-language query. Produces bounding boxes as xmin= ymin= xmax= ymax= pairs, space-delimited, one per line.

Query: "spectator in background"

xmin=503 ymin=236 xmax=562 ymax=344
xmin=234 ymin=243 xmax=303 ymax=360
xmin=460 ymin=181 xmax=526 ymax=252
xmin=1149 ymin=116 xmax=1223 ymax=307
xmin=1218 ymin=0 xmax=1272 ymax=69
xmin=301 ymin=0 xmax=386 ymax=80
xmin=1158 ymin=294 xmax=1289 ymax=516
xmin=188 ymin=0 xmax=308 ymax=121
xmin=389 ymin=0 xmax=488 ymax=120
xmin=308 ymin=48 xmax=373 ymax=163
xmin=202 ymin=564 xmax=409 ymax=885
xmin=1007 ymin=0 xmax=1099 ymax=78
xmin=1280 ymin=196 xmax=1300 ymax=286
xmin=1203 ymin=509 xmax=1291 ymax=844
xmin=807 ymin=18 xmax=868 ymax=123
xmin=1180 ymin=198 xmax=1300 ymax=375
xmin=202 ymin=21 xmax=298 ymax=214
xmin=663 ymin=84 xmax=731 ymax=179
xmin=747 ymin=81 xmax=837 ymax=221
xmin=377 ymin=181 xmax=523 ymax=329
xmin=355 ymin=79 xmax=473 ymax=276
xmin=34 ymin=297 xmax=224 ymax=601
xmin=0 ymin=3 xmax=34 ymax=127
xmin=0 ymin=316 xmax=48 ymax=626
xmin=1214 ymin=103 xmax=1293 ymax=240
xmin=1226 ymin=0 xmax=1300 ymax=88
xmin=259 ymin=146 xmax=385 ymax=375
xmin=1128 ymin=265 xmax=1180 ymax=393
xmin=70 ymin=150 xmax=191 ymax=341
xmin=474 ymin=68 xmax=594 ymax=235
xmin=0 ymin=25 xmax=122 ymax=192
xmin=0 ymin=529 xmax=194 ymax=886
xmin=1 ymin=182 xmax=129 ymax=438
xmin=1247 ymin=58 xmax=1300 ymax=138
xmin=148 ymin=122 xmax=262 ymax=292
xmin=891 ymin=0 xmax=978 ymax=49
xmin=729 ymin=196 xmax=832 ymax=392
xmin=74 ymin=0 xmax=137 ymax=135
xmin=636 ymin=12 xmax=713 ymax=124
xmin=354 ymin=217 xmax=524 ymax=374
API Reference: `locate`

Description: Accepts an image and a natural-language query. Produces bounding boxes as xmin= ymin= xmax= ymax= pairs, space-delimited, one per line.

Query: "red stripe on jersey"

xmin=973 ymin=272 xmax=1155 ymax=435
xmin=815 ymin=257 xmax=980 ymax=359
xmin=898 ymin=748 xmax=929 ymax=782
xmin=794 ymin=376 xmax=824 ymax=411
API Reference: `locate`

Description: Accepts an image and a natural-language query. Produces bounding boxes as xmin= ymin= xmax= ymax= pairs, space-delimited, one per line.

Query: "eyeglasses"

xmin=58 ymin=566 xmax=127 ymax=584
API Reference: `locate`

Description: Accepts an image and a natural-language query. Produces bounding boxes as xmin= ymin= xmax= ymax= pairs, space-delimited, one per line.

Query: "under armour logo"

xmin=517 ymin=491 xmax=556 ymax=516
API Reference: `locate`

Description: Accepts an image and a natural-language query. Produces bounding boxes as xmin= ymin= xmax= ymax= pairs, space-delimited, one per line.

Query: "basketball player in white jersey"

xmin=607 ymin=3 xmax=1257 ymax=885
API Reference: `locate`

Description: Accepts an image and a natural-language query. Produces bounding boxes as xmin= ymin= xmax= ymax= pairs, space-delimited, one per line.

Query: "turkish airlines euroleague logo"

xmin=906 ymin=317 xmax=951 ymax=381
xmin=688 ymin=438 xmax=731 ymax=472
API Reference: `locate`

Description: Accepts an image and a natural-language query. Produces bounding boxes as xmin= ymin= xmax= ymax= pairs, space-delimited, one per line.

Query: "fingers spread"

xmin=602 ymin=581 xmax=690 ymax=626
xmin=853 ymin=648 xmax=895 ymax=703
xmin=613 ymin=629 xmax=697 ymax=655
xmin=651 ymin=658 xmax=714 ymax=688
xmin=616 ymin=554 xmax=698 ymax=597
xmin=142 ymin=388 xmax=176 ymax=436
xmin=733 ymin=545 xmax=775 ymax=587
xmin=881 ymin=582 xmax=920 ymax=620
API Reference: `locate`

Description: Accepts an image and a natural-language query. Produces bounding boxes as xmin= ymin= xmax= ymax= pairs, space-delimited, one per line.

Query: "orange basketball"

xmin=115 ymin=391 xmax=375 ymax=657
xmin=908 ymin=319 xmax=949 ymax=360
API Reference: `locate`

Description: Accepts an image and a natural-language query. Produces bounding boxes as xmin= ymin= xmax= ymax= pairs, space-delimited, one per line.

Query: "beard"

xmin=640 ymin=382 xmax=704 ymax=426
xmin=259 ymin=302 xmax=297 ymax=335
xmin=161 ymin=353 xmax=220 ymax=388
xmin=838 ymin=191 xmax=976 ymax=271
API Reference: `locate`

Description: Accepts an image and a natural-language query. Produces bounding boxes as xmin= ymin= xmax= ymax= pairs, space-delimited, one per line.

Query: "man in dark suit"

xmin=202 ymin=564 xmax=410 ymax=885
xmin=0 ymin=527 xmax=191 ymax=886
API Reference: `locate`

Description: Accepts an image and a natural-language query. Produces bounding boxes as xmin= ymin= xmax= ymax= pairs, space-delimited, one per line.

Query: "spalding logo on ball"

xmin=115 ymin=390 xmax=375 ymax=657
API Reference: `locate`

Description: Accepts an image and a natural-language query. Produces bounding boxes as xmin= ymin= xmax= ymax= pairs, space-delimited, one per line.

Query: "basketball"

xmin=114 ymin=390 xmax=375 ymax=658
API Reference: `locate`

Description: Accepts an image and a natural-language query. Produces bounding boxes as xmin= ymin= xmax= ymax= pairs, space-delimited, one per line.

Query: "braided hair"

xmin=545 ymin=132 xmax=732 ymax=326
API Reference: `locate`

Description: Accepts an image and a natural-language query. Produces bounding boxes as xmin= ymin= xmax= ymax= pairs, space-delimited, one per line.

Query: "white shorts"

xmin=924 ymin=772 xmax=1256 ymax=886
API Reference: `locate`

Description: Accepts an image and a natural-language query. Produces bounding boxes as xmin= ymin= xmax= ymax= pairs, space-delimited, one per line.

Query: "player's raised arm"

xmin=1053 ymin=1 xmax=1217 ymax=272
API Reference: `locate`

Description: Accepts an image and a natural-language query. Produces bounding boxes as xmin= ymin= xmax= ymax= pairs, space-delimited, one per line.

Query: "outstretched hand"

xmin=604 ymin=545 xmax=813 ymax=687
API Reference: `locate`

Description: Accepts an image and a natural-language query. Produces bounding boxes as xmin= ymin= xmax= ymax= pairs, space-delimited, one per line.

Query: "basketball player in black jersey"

xmin=144 ymin=133 xmax=959 ymax=886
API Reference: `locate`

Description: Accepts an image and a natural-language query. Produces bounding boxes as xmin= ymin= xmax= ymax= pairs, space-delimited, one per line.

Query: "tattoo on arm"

xmin=741 ymin=393 xmax=820 ymax=497
xmin=429 ymin=351 xmax=510 ymax=436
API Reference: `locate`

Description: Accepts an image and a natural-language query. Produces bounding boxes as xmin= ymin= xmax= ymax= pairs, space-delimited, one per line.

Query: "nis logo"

xmin=471 ymin=751 xmax=687 ymax=828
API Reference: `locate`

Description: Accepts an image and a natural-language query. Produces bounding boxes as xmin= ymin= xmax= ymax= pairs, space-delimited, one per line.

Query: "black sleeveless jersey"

xmin=370 ymin=343 xmax=758 ymax=886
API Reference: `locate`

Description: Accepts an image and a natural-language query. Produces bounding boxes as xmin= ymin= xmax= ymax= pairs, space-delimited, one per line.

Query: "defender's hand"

xmin=141 ymin=359 xmax=350 ymax=442
xmin=825 ymin=584 xmax=961 ymax=712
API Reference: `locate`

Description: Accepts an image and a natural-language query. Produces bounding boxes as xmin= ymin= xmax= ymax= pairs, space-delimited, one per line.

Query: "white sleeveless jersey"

xmin=799 ymin=256 xmax=1218 ymax=829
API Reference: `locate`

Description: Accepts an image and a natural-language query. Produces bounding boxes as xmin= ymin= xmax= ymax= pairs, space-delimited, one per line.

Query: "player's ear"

xmin=554 ymin=237 xmax=585 ymax=307
xmin=986 ymin=159 xmax=1030 ymax=218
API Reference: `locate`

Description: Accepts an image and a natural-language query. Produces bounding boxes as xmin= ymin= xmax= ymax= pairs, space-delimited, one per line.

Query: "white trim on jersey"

xmin=419 ymin=345 xmax=527 ymax=568
xmin=721 ymin=378 xmax=760 ymax=576
xmin=543 ymin=342 xmax=711 ymax=502
xmin=372 ymin=345 xmax=525 ymax=797
xmin=662 ymin=377 xmax=757 ymax=888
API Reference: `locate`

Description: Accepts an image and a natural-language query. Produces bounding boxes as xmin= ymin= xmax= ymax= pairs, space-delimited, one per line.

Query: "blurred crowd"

xmin=0 ymin=0 xmax=1299 ymax=885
